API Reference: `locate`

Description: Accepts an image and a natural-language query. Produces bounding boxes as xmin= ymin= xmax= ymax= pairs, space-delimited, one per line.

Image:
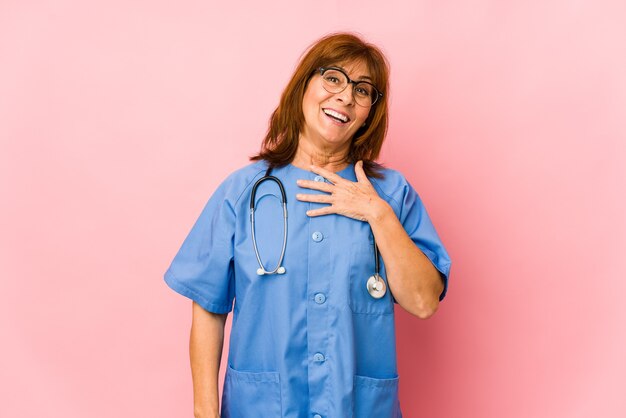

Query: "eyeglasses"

xmin=318 ymin=67 xmax=383 ymax=107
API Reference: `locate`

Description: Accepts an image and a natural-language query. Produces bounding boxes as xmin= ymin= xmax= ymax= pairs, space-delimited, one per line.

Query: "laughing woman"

xmin=164 ymin=32 xmax=451 ymax=418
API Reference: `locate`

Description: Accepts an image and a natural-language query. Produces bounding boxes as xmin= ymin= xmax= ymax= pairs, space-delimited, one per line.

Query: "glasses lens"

xmin=353 ymin=82 xmax=377 ymax=107
xmin=321 ymin=69 xmax=347 ymax=93
xmin=320 ymin=68 xmax=380 ymax=107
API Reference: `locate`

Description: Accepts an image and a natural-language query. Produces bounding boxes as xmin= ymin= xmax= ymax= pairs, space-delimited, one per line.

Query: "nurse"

xmin=164 ymin=32 xmax=451 ymax=418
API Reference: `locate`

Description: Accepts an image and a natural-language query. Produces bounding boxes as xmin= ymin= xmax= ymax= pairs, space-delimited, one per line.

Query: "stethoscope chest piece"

xmin=366 ymin=273 xmax=387 ymax=299
xmin=366 ymin=237 xmax=388 ymax=299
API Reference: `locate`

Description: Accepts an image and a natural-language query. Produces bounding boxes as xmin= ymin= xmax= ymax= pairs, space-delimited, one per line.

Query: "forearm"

xmin=190 ymin=301 xmax=227 ymax=418
xmin=367 ymin=199 xmax=444 ymax=318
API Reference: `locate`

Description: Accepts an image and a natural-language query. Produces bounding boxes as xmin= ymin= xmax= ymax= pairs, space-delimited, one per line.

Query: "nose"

xmin=335 ymin=83 xmax=355 ymax=105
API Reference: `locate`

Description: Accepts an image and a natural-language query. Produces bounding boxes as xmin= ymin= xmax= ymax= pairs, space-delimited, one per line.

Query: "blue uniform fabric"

xmin=164 ymin=161 xmax=451 ymax=418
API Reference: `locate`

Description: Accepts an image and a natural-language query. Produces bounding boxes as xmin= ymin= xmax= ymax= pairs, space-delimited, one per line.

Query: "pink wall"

xmin=1 ymin=1 xmax=625 ymax=417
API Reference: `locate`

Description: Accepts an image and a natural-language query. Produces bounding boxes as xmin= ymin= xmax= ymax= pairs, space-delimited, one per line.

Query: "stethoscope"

xmin=249 ymin=166 xmax=387 ymax=299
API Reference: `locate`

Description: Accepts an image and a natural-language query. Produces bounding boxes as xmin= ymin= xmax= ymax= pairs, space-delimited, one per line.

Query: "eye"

xmin=322 ymin=69 xmax=346 ymax=85
xmin=354 ymin=84 xmax=373 ymax=97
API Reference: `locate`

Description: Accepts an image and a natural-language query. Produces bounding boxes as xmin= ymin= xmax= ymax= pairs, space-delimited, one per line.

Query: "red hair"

xmin=250 ymin=32 xmax=390 ymax=178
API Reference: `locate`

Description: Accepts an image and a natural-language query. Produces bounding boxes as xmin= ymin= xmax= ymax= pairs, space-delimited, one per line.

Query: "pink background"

xmin=1 ymin=1 xmax=625 ymax=417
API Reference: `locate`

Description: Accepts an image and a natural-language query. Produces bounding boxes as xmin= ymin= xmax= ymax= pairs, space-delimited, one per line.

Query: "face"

xmin=300 ymin=60 xmax=373 ymax=152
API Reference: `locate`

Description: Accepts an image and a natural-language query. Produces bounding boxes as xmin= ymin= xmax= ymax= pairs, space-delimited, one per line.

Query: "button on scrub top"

xmin=164 ymin=161 xmax=451 ymax=418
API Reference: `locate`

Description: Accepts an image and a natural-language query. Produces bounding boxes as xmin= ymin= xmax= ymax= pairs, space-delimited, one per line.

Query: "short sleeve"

xmin=399 ymin=181 xmax=452 ymax=301
xmin=164 ymin=178 xmax=236 ymax=314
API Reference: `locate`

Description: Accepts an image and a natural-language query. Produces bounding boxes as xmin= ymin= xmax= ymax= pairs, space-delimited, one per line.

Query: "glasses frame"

xmin=317 ymin=66 xmax=383 ymax=107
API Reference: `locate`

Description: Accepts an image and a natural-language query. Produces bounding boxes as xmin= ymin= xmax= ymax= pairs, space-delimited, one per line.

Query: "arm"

xmin=190 ymin=301 xmax=227 ymax=418
xmin=367 ymin=201 xmax=444 ymax=319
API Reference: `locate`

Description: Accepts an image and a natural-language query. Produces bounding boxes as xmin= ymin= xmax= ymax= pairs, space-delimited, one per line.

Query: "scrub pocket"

xmin=349 ymin=242 xmax=394 ymax=315
xmin=221 ymin=365 xmax=282 ymax=418
xmin=354 ymin=375 xmax=401 ymax=418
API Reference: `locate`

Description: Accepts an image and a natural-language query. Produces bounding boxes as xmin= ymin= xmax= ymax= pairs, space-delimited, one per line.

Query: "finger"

xmin=309 ymin=164 xmax=349 ymax=186
xmin=354 ymin=160 xmax=370 ymax=184
xmin=296 ymin=193 xmax=333 ymax=204
xmin=296 ymin=179 xmax=334 ymax=193
xmin=306 ymin=206 xmax=335 ymax=217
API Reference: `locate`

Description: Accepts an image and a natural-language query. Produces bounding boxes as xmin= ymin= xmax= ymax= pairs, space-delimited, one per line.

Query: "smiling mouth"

xmin=322 ymin=108 xmax=350 ymax=124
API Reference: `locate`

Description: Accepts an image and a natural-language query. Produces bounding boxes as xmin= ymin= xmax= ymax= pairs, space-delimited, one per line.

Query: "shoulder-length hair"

xmin=250 ymin=32 xmax=390 ymax=178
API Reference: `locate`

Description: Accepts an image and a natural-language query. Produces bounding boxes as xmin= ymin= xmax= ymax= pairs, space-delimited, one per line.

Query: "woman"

xmin=165 ymin=32 xmax=451 ymax=418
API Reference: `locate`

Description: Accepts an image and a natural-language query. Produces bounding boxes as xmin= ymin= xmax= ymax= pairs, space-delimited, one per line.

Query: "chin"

xmin=320 ymin=135 xmax=352 ymax=148
xmin=319 ymin=128 xmax=356 ymax=144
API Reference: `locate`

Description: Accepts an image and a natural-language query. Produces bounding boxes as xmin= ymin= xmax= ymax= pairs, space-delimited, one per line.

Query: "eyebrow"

xmin=334 ymin=65 xmax=373 ymax=82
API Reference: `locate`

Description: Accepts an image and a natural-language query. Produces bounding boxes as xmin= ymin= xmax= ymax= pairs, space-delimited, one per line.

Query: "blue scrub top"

xmin=164 ymin=160 xmax=451 ymax=418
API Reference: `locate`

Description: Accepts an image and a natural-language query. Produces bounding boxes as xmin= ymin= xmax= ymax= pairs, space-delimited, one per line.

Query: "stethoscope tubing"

xmin=250 ymin=169 xmax=288 ymax=275
xmin=250 ymin=164 xmax=387 ymax=298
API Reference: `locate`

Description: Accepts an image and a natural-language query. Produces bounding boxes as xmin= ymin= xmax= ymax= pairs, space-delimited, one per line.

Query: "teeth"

xmin=323 ymin=109 xmax=348 ymax=122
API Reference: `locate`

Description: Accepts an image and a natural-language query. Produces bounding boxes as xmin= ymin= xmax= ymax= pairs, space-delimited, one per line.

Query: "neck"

xmin=292 ymin=135 xmax=351 ymax=173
